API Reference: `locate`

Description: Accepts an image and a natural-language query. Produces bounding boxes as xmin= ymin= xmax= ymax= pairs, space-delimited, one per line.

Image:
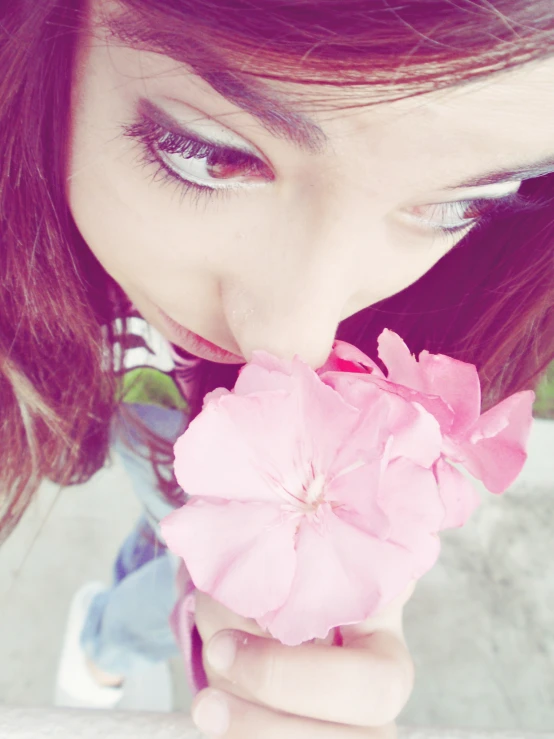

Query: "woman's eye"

xmin=124 ymin=116 xmax=273 ymax=192
xmin=410 ymin=183 xmax=540 ymax=236
xmin=406 ymin=192 xmax=524 ymax=236
xmin=159 ymin=134 xmax=270 ymax=189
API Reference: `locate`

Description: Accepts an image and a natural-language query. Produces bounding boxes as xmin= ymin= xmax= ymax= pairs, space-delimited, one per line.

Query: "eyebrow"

xmin=443 ymin=156 xmax=554 ymax=190
xmin=105 ymin=8 xmax=327 ymax=153
xmin=194 ymin=68 xmax=328 ymax=154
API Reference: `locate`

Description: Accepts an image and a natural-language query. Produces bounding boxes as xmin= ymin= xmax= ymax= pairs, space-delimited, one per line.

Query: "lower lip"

xmin=155 ymin=308 xmax=245 ymax=364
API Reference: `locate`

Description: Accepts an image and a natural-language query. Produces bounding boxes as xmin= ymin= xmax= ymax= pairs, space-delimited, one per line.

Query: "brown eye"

xmin=160 ymin=138 xmax=272 ymax=189
xmin=205 ymin=148 xmax=270 ymax=181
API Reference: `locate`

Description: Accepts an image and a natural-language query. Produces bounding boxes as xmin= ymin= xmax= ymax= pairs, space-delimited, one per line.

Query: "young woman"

xmin=1 ymin=0 xmax=553 ymax=736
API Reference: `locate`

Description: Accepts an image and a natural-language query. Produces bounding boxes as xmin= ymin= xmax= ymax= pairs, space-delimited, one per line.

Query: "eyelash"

xmin=421 ymin=191 xmax=532 ymax=248
xmin=123 ymin=116 xmax=264 ymax=205
xmin=123 ymin=114 xmax=539 ymax=238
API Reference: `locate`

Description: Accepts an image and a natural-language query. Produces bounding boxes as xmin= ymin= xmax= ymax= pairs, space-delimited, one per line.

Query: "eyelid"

xmin=403 ymin=190 xmax=527 ymax=234
xmin=439 ymin=181 xmax=522 ymax=201
xmin=142 ymin=98 xmax=269 ymax=163
xmin=125 ymin=114 xmax=274 ymax=192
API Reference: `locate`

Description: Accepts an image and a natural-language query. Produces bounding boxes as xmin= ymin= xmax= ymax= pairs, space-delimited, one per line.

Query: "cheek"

xmin=66 ymin=127 xmax=254 ymax=318
xmin=67 ymin=123 xmax=189 ymax=290
xmin=378 ymin=227 xmax=454 ymax=296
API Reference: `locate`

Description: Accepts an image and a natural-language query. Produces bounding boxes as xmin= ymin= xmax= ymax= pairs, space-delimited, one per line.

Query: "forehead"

xmin=262 ymin=57 xmax=554 ymax=153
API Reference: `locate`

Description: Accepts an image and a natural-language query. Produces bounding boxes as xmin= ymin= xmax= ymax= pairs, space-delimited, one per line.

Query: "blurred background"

xmin=0 ymin=364 xmax=553 ymax=732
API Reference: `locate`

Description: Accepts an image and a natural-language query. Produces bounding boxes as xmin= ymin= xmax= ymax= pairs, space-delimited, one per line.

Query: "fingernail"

xmin=192 ymin=690 xmax=230 ymax=737
xmin=206 ymin=632 xmax=237 ymax=673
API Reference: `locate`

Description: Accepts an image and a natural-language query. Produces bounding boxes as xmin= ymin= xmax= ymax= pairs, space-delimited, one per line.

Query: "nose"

xmin=221 ymin=214 xmax=377 ymax=370
xmin=224 ymin=279 xmax=341 ymax=370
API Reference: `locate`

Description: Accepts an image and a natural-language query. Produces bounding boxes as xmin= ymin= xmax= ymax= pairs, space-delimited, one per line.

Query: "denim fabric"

xmin=79 ymin=403 xmax=188 ymax=675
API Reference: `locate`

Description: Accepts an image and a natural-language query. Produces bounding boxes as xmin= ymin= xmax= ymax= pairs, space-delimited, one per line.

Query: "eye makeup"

xmin=122 ymin=101 xmax=545 ymax=241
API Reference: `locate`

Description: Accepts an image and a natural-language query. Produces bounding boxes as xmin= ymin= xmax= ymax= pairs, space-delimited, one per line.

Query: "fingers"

xmin=340 ymin=579 xmax=416 ymax=646
xmin=203 ymin=628 xmax=414 ymax=727
xmin=195 ymin=583 xmax=417 ymax=729
xmin=192 ymin=688 xmax=398 ymax=739
xmin=195 ymin=590 xmax=268 ymax=643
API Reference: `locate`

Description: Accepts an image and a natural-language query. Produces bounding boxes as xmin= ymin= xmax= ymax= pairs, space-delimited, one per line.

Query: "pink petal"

xmin=377 ymin=329 xmax=424 ymax=389
xmin=456 ymin=390 xmax=534 ymax=494
xmin=327 ymin=459 xmax=390 ymax=535
xmin=234 ymin=351 xmax=294 ymax=396
xmin=371 ymin=375 xmax=456 ymax=434
xmin=257 ymin=506 xmax=420 ymax=645
xmin=434 ymin=458 xmax=482 ymax=528
xmin=160 ymin=499 xmax=298 ymax=618
xmin=418 ymin=351 xmax=481 ymax=436
xmin=249 ymin=349 xmax=294 ymax=375
xmin=176 ymin=385 xmax=356 ymax=505
xmin=324 ymin=393 xmax=390 ymax=481
xmin=318 ymin=370 xmax=383 ymax=411
xmin=376 ymin=331 xmax=476 ymax=437
xmin=378 ymin=458 xmax=445 ymax=537
xmin=322 ymin=371 xmax=448 ymax=461
xmin=174 ymin=391 xmax=302 ymax=503
xmin=385 ymin=395 xmax=442 ymax=468
xmin=374 ymin=459 xmax=444 ymax=577
xmin=317 ymin=340 xmax=385 ymax=377
xmin=202 ymin=387 xmax=231 ymax=407
xmin=281 ymin=358 xmax=366 ymax=480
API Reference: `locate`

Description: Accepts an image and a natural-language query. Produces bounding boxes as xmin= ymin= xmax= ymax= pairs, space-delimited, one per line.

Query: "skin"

xmin=68 ymin=2 xmax=554 ymax=736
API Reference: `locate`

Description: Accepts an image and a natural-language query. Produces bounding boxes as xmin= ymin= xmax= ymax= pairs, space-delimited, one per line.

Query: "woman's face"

xmin=69 ymin=1 xmax=554 ymax=368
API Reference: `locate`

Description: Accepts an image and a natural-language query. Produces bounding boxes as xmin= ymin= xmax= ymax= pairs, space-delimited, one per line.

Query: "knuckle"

xmin=378 ymin=657 xmax=415 ymax=724
xmin=359 ymin=651 xmax=415 ymax=726
xmin=236 ymin=638 xmax=285 ymax=707
xmin=256 ymin=643 xmax=284 ymax=704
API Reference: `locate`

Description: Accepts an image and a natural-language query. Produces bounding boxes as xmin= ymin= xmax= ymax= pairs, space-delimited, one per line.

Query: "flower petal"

xmin=323 ymin=392 xmax=391 ymax=483
xmin=418 ymin=351 xmax=481 ymax=436
xmin=285 ymin=358 xmax=366 ymax=479
xmin=257 ymin=506 xmax=419 ymax=645
xmin=317 ymin=340 xmax=385 ymax=377
xmin=160 ymin=499 xmax=297 ymax=618
xmin=377 ymin=458 xmax=444 ymax=574
xmin=318 ymin=371 xmax=383 ymax=412
xmin=320 ymin=374 xmax=443 ymax=469
xmin=234 ymin=351 xmax=294 ymax=396
xmin=456 ymin=390 xmax=535 ymax=493
xmin=174 ymin=391 xmax=301 ymax=503
xmin=327 ymin=459 xmax=389 ymax=535
xmin=434 ymin=458 xmax=482 ymax=529
xmin=202 ymin=388 xmax=231 ymax=407
xmin=376 ymin=330 xmax=482 ymax=436
xmin=372 ymin=376 xmax=456 ymax=435
xmin=385 ymin=396 xmax=442 ymax=468
xmin=377 ymin=329 xmax=424 ymax=389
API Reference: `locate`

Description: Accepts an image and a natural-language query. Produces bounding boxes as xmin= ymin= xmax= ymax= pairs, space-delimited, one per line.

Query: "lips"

xmin=155 ymin=307 xmax=245 ymax=364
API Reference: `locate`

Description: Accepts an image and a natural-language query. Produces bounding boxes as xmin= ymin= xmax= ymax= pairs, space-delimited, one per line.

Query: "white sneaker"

xmin=54 ymin=581 xmax=174 ymax=712
xmin=54 ymin=582 xmax=123 ymax=709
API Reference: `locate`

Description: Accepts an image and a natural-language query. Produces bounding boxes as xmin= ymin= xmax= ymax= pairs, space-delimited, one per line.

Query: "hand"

xmin=191 ymin=581 xmax=416 ymax=738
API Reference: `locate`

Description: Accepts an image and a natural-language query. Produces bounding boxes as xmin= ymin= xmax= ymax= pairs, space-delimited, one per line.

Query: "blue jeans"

xmin=80 ymin=404 xmax=188 ymax=675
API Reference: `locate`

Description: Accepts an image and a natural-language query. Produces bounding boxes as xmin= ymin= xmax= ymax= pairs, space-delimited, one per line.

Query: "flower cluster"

xmin=161 ymin=330 xmax=534 ymax=645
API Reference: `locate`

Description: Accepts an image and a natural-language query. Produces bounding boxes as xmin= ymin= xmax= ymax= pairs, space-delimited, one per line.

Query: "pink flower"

xmin=160 ymin=330 xmax=534 ymax=645
xmin=319 ymin=330 xmax=535 ymax=495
